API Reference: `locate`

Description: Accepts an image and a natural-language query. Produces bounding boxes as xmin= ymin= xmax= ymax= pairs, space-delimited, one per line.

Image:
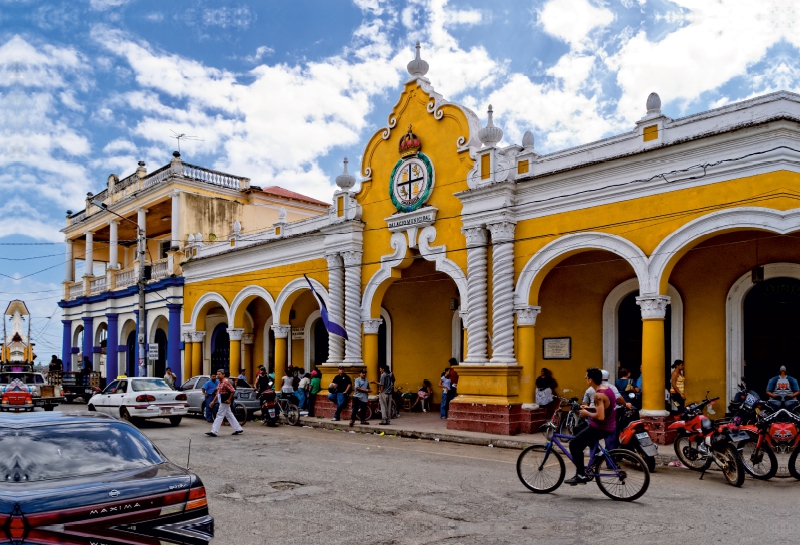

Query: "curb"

xmin=295 ymin=416 xmax=680 ymax=464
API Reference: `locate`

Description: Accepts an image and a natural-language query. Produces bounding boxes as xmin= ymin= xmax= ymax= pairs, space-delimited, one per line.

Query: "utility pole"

xmin=137 ymin=225 xmax=147 ymax=377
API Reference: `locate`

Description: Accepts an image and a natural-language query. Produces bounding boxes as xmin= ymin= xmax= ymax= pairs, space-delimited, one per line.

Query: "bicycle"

xmin=544 ymin=397 xmax=579 ymax=440
xmin=209 ymin=400 xmax=248 ymax=427
xmin=518 ymin=402 xmax=650 ymax=501
xmin=276 ymin=393 xmax=301 ymax=426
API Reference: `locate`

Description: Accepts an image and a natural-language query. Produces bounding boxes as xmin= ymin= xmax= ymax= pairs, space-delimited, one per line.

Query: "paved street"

xmin=116 ymin=412 xmax=797 ymax=545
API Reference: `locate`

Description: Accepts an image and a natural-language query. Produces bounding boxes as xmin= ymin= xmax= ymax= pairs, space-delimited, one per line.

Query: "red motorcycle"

xmin=617 ymin=405 xmax=658 ymax=472
xmin=668 ymin=394 xmax=748 ymax=487
xmin=738 ymin=405 xmax=800 ymax=480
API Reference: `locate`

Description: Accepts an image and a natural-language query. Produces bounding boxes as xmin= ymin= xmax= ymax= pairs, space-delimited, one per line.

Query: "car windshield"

xmin=236 ymin=379 xmax=252 ymax=389
xmin=0 ymin=374 xmax=44 ymax=385
xmin=0 ymin=422 xmax=164 ymax=481
xmin=131 ymin=379 xmax=173 ymax=392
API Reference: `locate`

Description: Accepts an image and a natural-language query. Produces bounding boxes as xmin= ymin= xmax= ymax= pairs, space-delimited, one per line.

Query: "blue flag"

xmin=304 ymin=275 xmax=348 ymax=340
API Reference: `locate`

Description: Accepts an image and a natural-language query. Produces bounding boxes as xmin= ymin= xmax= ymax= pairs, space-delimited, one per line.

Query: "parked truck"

xmin=0 ymin=364 xmax=64 ymax=411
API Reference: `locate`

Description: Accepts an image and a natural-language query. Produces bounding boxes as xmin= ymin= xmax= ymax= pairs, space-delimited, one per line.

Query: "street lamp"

xmin=92 ymin=200 xmax=148 ymax=377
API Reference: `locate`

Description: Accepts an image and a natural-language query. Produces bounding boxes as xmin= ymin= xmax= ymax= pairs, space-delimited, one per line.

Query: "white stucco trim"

xmin=229 ymin=285 xmax=277 ymax=324
xmin=275 ymin=277 xmax=329 ymax=323
xmin=602 ymin=279 xmax=684 ymax=376
xmin=380 ymin=307 xmax=392 ymax=370
xmin=362 ymin=232 xmax=408 ymax=320
xmin=418 ymin=225 xmax=469 ymax=309
xmin=451 ymin=310 xmax=463 ymax=362
xmin=190 ymin=292 xmax=230 ymax=330
xmin=726 ymin=262 xmax=800 ymax=406
xmin=263 ymin=316 xmax=273 ymax=370
xmin=515 ymin=232 xmax=652 ymax=306
xmin=650 ymin=207 xmax=800 ymax=294
xmin=147 ymin=311 xmax=169 ymax=343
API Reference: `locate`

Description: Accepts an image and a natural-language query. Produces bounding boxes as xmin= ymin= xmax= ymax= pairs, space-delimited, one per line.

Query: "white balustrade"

xmin=68 ymin=281 xmax=84 ymax=299
xmin=116 ymin=267 xmax=136 ymax=288
xmin=89 ymin=276 xmax=107 ymax=294
xmin=150 ymin=258 xmax=170 ymax=280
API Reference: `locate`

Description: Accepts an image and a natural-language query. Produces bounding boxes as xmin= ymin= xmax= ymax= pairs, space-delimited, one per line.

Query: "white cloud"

xmin=242 ymin=45 xmax=274 ymax=64
xmin=102 ymin=139 xmax=137 ymax=154
xmin=202 ymin=6 xmax=254 ymax=29
xmin=146 ymin=12 xmax=164 ymax=22
xmin=89 ymin=0 xmax=131 ymax=11
xmin=539 ymin=0 xmax=614 ymax=48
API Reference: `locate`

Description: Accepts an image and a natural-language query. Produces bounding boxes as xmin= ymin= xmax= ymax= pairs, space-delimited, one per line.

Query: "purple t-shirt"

xmin=588 ymin=386 xmax=616 ymax=433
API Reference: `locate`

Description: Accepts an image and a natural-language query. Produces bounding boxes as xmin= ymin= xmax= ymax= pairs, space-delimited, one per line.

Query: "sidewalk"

xmin=295 ymin=411 xmax=679 ymax=465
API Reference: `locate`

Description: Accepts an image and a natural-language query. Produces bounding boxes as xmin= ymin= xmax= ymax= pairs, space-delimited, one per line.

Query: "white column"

xmin=84 ymin=231 xmax=94 ymax=278
xmin=136 ymin=208 xmax=148 ymax=261
xmin=488 ymin=220 xmax=517 ymax=364
xmin=171 ymin=190 xmax=180 ymax=250
xmin=65 ymin=239 xmax=73 ymax=282
xmin=341 ymin=250 xmax=363 ymax=364
xmin=462 ymin=227 xmax=489 ymax=363
xmin=109 ymin=220 xmax=118 ymax=269
xmin=325 ymin=253 xmax=345 ymax=364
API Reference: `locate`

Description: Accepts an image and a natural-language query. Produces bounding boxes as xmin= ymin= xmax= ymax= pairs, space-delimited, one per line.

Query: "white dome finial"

xmin=478 ymin=105 xmax=503 ymax=146
xmin=646 ymin=92 xmax=661 ymax=115
xmin=335 ymin=157 xmax=356 ymax=190
xmin=522 ymin=130 xmax=535 ymax=149
xmin=407 ymin=42 xmax=429 ymax=78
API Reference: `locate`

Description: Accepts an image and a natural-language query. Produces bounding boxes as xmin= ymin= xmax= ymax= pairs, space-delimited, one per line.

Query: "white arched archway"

xmin=515 ymin=232 xmax=651 ymax=306
xmin=451 ymin=310 xmax=464 ymax=362
xmin=147 ymin=311 xmax=169 ymax=343
xmin=230 ymin=285 xmax=277 ymax=325
xmin=726 ymin=262 xmax=800 ymax=405
xmin=650 ymin=207 xmax=800 ymax=294
xmin=189 ymin=292 xmax=230 ymax=330
xmin=275 ymin=278 xmax=328 ymax=324
xmin=304 ymin=310 xmax=321 ymax=372
xmin=362 ymin=232 xmax=409 ymax=320
xmin=380 ymin=307 xmax=392 ymax=370
xmin=602 ymin=278 xmax=684 ymax=376
xmin=262 ymin=315 xmax=274 ymax=370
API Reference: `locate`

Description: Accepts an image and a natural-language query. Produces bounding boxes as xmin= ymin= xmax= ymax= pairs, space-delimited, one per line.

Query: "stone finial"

xmin=278 ymin=207 xmax=286 ymax=222
xmin=646 ymin=92 xmax=661 ymax=115
xmin=406 ymin=42 xmax=429 ymax=78
xmin=335 ymin=157 xmax=356 ymax=190
xmin=522 ymin=130 xmax=535 ymax=149
xmin=478 ymin=105 xmax=503 ymax=146
xmin=136 ymin=160 xmax=147 ymax=179
xmin=187 ymin=234 xmax=195 ymax=243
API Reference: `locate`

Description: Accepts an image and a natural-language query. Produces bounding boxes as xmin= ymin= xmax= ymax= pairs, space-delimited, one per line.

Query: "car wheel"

xmin=120 ymin=407 xmax=133 ymax=423
xmin=169 ymin=416 xmax=182 ymax=426
xmin=43 ymin=405 xmax=55 ymax=411
xmin=87 ymin=404 xmax=96 ymax=412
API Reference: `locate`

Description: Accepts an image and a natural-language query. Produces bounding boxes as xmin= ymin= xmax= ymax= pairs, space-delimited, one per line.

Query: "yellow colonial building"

xmin=181 ymin=45 xmax=800 ymax=435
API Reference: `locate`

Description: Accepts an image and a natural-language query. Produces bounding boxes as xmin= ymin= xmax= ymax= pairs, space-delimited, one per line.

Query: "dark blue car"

xmin=0 ymin=411 xmax=213 ymax=544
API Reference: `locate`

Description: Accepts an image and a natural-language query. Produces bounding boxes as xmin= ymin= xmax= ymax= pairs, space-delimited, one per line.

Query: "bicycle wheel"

xmin=718 ymin=444 xmax=745 ymax=487
xmin=592 ymin=449 xmax=650 ymax=502
xmin=516 ymin=445 xmax=565 ymax=494
xmin=364 ymin=404 xmax=373 ymax=421
xmin=564 ymin=413 xmax=578 ymax=437
xmin=788 ymin=447 xmax=800 ymax=480
xmin=674 ymin=435 xmax=711 ymax=471
xmin=740 ymin=440 xmax=778 ymax=480
xmin=233 ymin=403 xmax=247 ymax=426
xmin=285 ymin=404 xmax=300 ymax=426
xmin=545 ymin=410 xmax=562 ymax=440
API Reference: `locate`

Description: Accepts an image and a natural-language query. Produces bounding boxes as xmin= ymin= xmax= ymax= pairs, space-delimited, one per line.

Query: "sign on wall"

xmin=291 ymin=328 xmax=305 ymax=340
xmin=147 ymin=346 xmax=160 ymax=361
xmin=542 ymin=337 xmax=571 ymax=360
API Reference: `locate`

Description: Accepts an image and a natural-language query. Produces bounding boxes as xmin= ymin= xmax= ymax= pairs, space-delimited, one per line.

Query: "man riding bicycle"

xmin=565 ymin=367 xmax=616 ymax=485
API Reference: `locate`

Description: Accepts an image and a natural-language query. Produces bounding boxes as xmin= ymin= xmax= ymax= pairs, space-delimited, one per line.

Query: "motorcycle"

xmin=766 ymin=392 xmax=800 ymax=413
xmin=616 ymin=402 xmax=658 ymax=472
xmin=727 ymin=382 xmax=761 ymax=425
xmin=258 ymin=388 xmax=279 ymax=427
xmin=668 ymin=393 xmax=748 ymax=487
xmin=740 ymin=406 xmax=800 ymax=480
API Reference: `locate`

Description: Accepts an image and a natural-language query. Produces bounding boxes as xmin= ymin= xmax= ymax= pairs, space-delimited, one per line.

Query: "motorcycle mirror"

xmin=628 ymin=392 xmax=636 ymax=399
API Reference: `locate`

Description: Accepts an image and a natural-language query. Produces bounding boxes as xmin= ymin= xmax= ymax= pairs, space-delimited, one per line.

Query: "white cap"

xmin=601 ymin=369 xmax=610 ymax=381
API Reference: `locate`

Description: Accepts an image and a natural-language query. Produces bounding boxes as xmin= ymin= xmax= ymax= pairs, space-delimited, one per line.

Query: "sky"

xmin=2 ymin=0 xmax=799 ymax=355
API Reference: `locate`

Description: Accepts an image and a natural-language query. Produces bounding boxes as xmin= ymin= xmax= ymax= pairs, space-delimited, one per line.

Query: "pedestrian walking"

xmin=328 ymin=366 xmax=352 ymax=421
xmin=206 ymin=369 xmax=243 ymax=437
xmin=350 ymin=369 xmax=371 ymax=427
xmin=202 ymin=374 xmax=219 ymax=422
xmin=439 ymin=368 xmax=452 ymax=419
xmin=308 ymin=370 xmax=321 ymax=416
xmin=377 ymin=364 xmax=394 ymax=425
xmin=163 ymin=367 xmax=177 ymax=388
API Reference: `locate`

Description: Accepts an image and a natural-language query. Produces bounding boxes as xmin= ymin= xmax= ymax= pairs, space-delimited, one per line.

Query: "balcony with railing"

xmin=63 ymin=255 xmax=182 ymax=301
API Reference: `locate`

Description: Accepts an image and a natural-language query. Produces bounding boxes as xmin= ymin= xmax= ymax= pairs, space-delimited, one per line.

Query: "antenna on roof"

xmin=169 ymin=130 xmax=204 ymax=153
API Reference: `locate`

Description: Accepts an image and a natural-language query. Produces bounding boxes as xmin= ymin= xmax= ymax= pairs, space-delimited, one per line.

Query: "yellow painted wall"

xmin=517 ymin=171 xmax=800 ymax=303
xmin=670 ymin=231 xmax=800 ymax=403
xmin=533 ymin=250 xmax=636 ymax=400
xmin=357 ymin=83 xmax=475 ymax=315
xmin=381 ymin=259 xmax=459 ymax=404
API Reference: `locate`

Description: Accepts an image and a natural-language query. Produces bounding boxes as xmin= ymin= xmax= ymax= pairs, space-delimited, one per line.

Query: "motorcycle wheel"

xmin=788 ymin=447 xmax=800 ymax=480
xmin=740 ymin=439 xmax=778 ymax=480
xmin=719 ymin=443 xmax=746 ymax=487
xmin=635 ymin=446 xmax=657 ymax=473
xmin=674 ymin=435 xmax=711 ymax=471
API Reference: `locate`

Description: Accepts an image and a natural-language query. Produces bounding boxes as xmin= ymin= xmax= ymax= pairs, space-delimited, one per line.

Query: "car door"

xmin=191 ymin=377 xmax=209 ymax=412
xmin=95 ymin=380 xmax=119 ymax=414
xmin=106 ymin=380 xmax=127 ymax=417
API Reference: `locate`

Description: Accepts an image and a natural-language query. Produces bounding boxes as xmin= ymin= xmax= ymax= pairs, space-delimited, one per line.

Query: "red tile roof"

xmin=262 ymin=186 xmax=329 ymax=207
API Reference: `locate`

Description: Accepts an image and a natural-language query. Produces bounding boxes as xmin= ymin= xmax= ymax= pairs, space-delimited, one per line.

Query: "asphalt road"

xmin=103 ymin=411 xmax=798 ymax=545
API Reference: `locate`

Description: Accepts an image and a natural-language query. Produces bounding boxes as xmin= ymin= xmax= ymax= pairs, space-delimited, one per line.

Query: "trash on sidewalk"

xmin=668 ymin=460 xmax=686 ymax=468
xmin=434 ymin=438 xmax=440 ymax=441
xmin=488 ymin=444 xmax=494 ymax=448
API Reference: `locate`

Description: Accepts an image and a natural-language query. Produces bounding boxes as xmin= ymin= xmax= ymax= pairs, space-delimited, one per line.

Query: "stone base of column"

xmin=446 ymin=402 xmax=529 ymax=435
xmin=641 ymin=414 xmax=679 ymax=445
xmin=310 ymin=394 xmax=381 ymax=421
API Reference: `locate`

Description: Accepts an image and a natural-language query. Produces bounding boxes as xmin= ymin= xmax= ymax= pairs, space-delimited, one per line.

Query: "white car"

xmin=87 ymin=376 xmax=188 ymax=426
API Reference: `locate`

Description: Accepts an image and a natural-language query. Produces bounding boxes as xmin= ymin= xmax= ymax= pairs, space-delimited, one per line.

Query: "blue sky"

xmin=2 ymin=0 xmax=798 ymax=354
